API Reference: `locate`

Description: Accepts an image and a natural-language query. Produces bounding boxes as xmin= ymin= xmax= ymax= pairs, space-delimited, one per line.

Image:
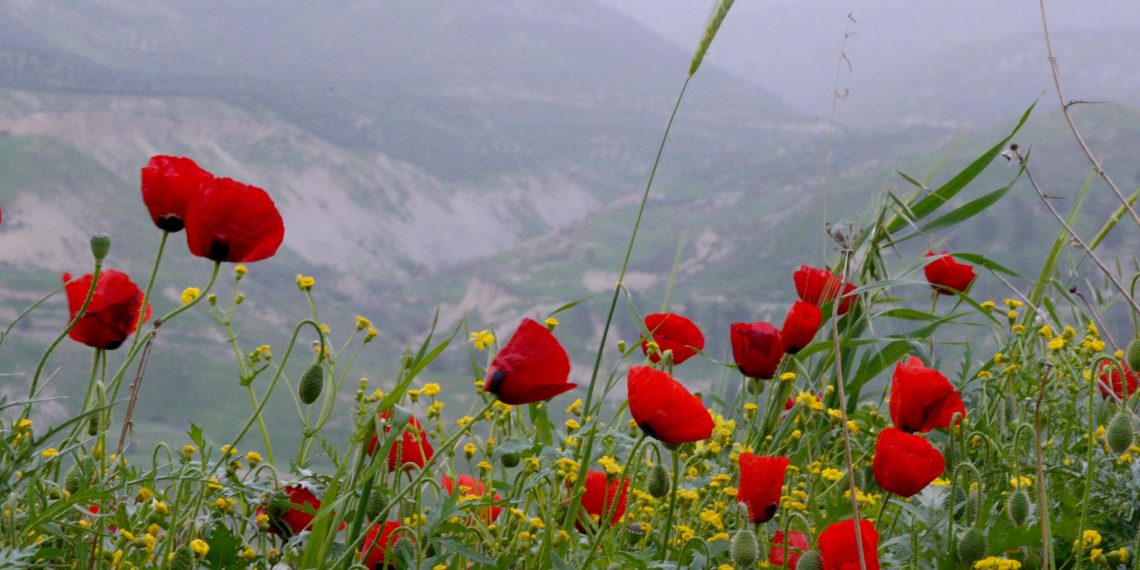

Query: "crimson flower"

xmin=442 ymin=473 xmax=502 ymax=523
xmin=484 ymin=318 xmax=574 ymax=405
xmin=641 ymin=313 xmax=705 ymax=365
xmin=369 ymin=413 xmax=434 ymax=472
xmin=261 ymin=485 xmax=341 ymax=537
xmin=818 ymin=518 xmax=880 ymax=570
xmin=872 ymin=427 xmax=945 ymax=497
xmin=1097 ymin=359 xmax=1139 ymax=400
xmin=770 ymin=530 xmax=809 ymax=568
xmin=627 ymin=365 xmax=713 ymax=444
xmin=730 ymin=322 xmax=784 ymax=379
xmin=737 ymin=452 xmax=790 ymax=523
xmin=140 ymin=155 xmax=213 ymax=233
xmin=575 ymin=470 xmax=629 ymax=531
xmin=781 ymin=301 xmax=823 ymax=354
xmin=794 ymin=265 xmax=857 ymax=315
xmin=184 ymin=177 xmax=284 ymax=263
xmin=889 ymin=356 xmax=966 ymax=433
xmin=362 ymin=521 xmax=408 ymax=569
xmin=62 ymin=269 xmax=151 ymax=350
xmin=924 ymin=251 xmax=976 ymax=295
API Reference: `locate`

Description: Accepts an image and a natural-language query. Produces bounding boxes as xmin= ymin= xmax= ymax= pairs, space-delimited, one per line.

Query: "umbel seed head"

xmin=796 ymin=551 xmax=824 ymax=570
xmin=1006 ymin=489 xmax=1030 ymax=526
xmin=90 ymin=233 xmax=111 ymax=262
xmin=731 ymin=528 xmax=759 ymax=568
xmin=1106 ymin=411 xmax=1135 ymax=455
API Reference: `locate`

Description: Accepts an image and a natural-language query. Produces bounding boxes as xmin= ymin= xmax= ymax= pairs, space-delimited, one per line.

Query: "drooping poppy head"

xmin=736 ymin=452 xmax=790 ymax=524
xmin=626 ymin=365 xmax=714 ymax=444
xmin=575 ymin=470 xmax=629 ymax=531
xmin=484 ymin=318 xmax=575 ymax=405
xmin=923 ymin=251 xmax=976 ymax=296
xmin=793 ymin=265 xmax=857 ymax=315
xmin=781 ymin=301 xmax=823 ymax=354
xmin=262 ymin=485 xmax=322 ymax=537
xmin=362 ymin=521 xmax=408 ymax=569
xmin=818 ymin=518 xmax=880 ymax=570
xmin=889 ymin=356 xmax=966 ymax=433
xmin=872 ymin=427 xmax=945 ymax=497
xmin=770 ymin=530 xmax=809 ymax=568
xmin=62 ymin=269 xmax=151 ymax=350
xmin=369 ymin=413 xmax=434 ymax=472
xmin=1096 ymin=359 xmax=1139 ymax=400
xmin=140 ymin=155 xmax=213 ymax=233
xmin=640 ymin=313 xmax=705 ymax=365
xmin=730 ymin=322 xmax=784 ymax=380
xmin=184 ymin=177 xmax=285 ymax=263
xmin=441 ymin=473 xmax=502 ymax=523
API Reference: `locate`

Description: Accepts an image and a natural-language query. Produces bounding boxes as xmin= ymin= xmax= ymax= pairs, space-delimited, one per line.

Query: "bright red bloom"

xmin=626 ymin=365 xmax=713 ymax=444
xmin=781 ymin=301 xmax=823 ymax=354
xmin=770 ymin=530 xmax=809 ymax=568
xmin=441 ymin=473 xmax=502 ymax=523
xmin=794 ymin=265 xmax=857 ymax=315
xmin=1097 ymin=359 xmax=1139 ymax=400
xmin=140 ymin=155 xmax=213 ymax=233
xmin=818 ymin=518 xmax=880 ymax=570
xmin=641 ymin=313 xmax=705 ymax=365
xmin=62 ymin=269 xmax=151 ymax=350
xmin=730 ymin=322 xmax=784 ymax=379
xmin=575 ymin=470 xmax=629 ymax=531
xmin=924 ymin=251 xmax=976 ymax=295
xmin=872 ymin=427 xmax=945 ymax=497
xmin=362 ymin=521 xmax=409 ymax=569
xmin=889 ymin=356 xmax=966 ymax=433
xmin=484 ymin=318 xmax=575 ymax=405
xmin=368 ymin=413 xmax=434 ymax=472
xmin=262 ymin=485 xmax=325 ymax=537
xmin=737 ymin=453 xmax=790 ymax=523
xmin=184 ymin=177 xmax=284 ymax=263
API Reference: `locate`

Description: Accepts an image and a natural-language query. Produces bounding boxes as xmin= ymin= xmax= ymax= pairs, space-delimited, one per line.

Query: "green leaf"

xmin=848 ymin=339 xmax=915 ymax=408
xmin=877 ymin=308 xmax=942 ymax=322
xmin=890 ymin=168 xmax=1023 ymax=243
xmin=202 ymin=523 xmax=245 ymax=569
xmin=434 ymin=537 xmax=497 ymax=565
xmin=953 ymin=253 xmax=1022 ymax=277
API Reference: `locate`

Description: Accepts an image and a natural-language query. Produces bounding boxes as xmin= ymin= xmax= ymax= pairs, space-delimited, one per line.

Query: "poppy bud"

xmin=501 ymin=452 xmax=520 ymax=468
xmin=617 ymin=339 xmax=627 ymax=353
xmin=1127 ymin=338 xmax=1140 ymax=375
xmin=299 ymin=363 xmax=324 ymax=405
xmin=731 ymin=528 xmax=759 ymax=568
xmin=392 ymin=536 xmax=416 ymax=563
xmin=795 ymin=551 xmax=823 ymax=570
xmin=1006 ymin=489 xmax=1030 ymax=526
xmin=365 ymin=490 xmax=388 ymax=521
xmin=957 ymin=528 xmax=987 ymax=564
xmin=90 ymin=233 xmax=111 ymax=262
xmin=625 ymin=522 xmax=644 ymax=546
xmin=1106 ymin=411 xmax=1134 ymax=454
xmin=647 ymin=464 xmax=670 ymax=498
xmin=781 ymin=301 xmax=823 ymax=354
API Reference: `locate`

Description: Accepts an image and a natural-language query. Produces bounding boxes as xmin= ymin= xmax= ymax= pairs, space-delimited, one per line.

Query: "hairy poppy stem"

xmin=128 ymin=230 xmax=168 ymax=355
xmin=658 ymin=447 xmax=683 ymax=562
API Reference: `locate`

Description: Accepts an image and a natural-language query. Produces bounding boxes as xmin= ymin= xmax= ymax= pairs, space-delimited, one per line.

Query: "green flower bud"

xmin=90 ymin=233 xmax=111 ymax=262
xmin=957 ymin=527 xmax=987 ymax=564
xmin=1127 ymin=338 xmax=1140 ymax=373
xmin=796 ymin=551 xmax=824 ymax=570
xmin=365 ymin=490 xmax=388 ymax=521
xmin=625 ymin=522 xmax=644 ymax=546
xmin=647 ymin=464 xmax=670 ymax=499
xmin=1006 ymin=489 xmax=1030 ymax=526
xmin=1106 ymin=411 xmax=1135 ymax=455
xmin=299 ymin=363 xmax=324 ymax=405
xmin=501 ymin=452 xmax=520 ymax=469
xmin=731 ymin=528 xmax=759 ymax=568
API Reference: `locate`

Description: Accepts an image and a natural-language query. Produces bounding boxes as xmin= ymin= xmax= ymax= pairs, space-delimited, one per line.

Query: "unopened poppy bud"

xmin=1127 ymin=339 xmax=1140 ymax=375
xmin=299 ymin=363 xmax=324 ymax=405
xmin=365 ymin=491 xmax=388 ymax=520
xmin=501 ymin=452 xmax=520 ymax=468
xmin=1106 ymin=411 xmax=1134 ymax=454
xmin=90 ymin=233 xmax=111 ymax=262
xmin=1006 ymin=489 xmax=1030 ymax=526
xmin=747 ymin=378 xmax=764 ymax=395
xmin=617 ymin=340 xmax=627 ymax=352
xmin=392 ymin=536 xmax=416 ymax=561
xmin=625 ymin=522 xmax=644 ymax=546
xmin=957 ymin=527 xmax=987 ymax=564
xmin=795 ymin=551 xmax=824 ymax=570
xmin=731 ymin=528 xmax=759 ymax=568
xmin=647 ymin=465 xmax=670 ymax=498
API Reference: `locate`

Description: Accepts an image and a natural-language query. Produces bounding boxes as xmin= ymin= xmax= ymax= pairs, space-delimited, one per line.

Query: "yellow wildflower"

xmin=295 ymin=274 xmax=315 ymax=290
xmin=469 ymin=330 xmax=495 ymax=351
xmin=190 ymin=539 xmax=210 ymax=557
xmin=180 ymin=287 xmax=200 ymax=304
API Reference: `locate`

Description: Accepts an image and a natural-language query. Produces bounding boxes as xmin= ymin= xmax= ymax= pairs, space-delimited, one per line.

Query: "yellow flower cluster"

xmin=1076 ymin=529 xmax=1102 ymax=549
xmin=974 ymin=557 xmax=1021 ymax=570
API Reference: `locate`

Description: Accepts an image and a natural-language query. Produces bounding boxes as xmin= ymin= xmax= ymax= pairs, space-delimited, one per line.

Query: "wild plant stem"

xmin=128 ymin=231 xmax=168 ymax=355
xmin=658 ymin=448 xmax=683 ymax=562
xmin=1034 ymin=367 xmax=1054 ymax=569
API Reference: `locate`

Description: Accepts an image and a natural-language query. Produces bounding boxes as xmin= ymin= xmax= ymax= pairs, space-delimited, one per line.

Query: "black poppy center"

xmin=103 ymin=339 xmax=124 ymax=351
xmin=637 ymin=421 xmax=656 ymax=440
xmin=208 ymin=240 xmax=230 ymax=262
xmin=156 ymin=215 xmax=184 ymax=233
xmin=488 ymin=369 xmax=506 ymax=394
xmin=761 ymin=502 xmax=778 ymax=522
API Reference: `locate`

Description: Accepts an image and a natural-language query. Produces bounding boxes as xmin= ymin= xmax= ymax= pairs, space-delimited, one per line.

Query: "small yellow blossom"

xmin=469 ymin=330 xmax=495 ymax=351
xmin=980 ymin=300 xmax=996 ymax=311
xmin=295 ymin=274 xmax=315 ymax=290
xmin=16 ymin=419 xmax=33 ymax=431
xmin=544 ymin=317 xmax=559 ymax=329
xmin=566 ymin=399 xmax=583 ymax=416
xmin=820 ymin=468 xmax=844 ymax=482
xmin=974 ymin=556 xmax=1022 ymax=570
xmin=421 ymin=383 xmax=441 ymax=397
xmin=931 ymin=477 xmax=951 ymax=487
xmin=1047 ymin=337 xmax=1065 ymax=352
xmin=1009 ymin=476 xmax=1032 ymax=489
xmin=242 ymin=547 xmax=257 ymax=561
xmin=1003 ymin=298 xmax=1023 ymax=309
xmin=1076 ymin=529 xmax=1102 ymax=549
xmin=180 ymin=287 xmax=200 ymax=304
xmin=152 ymin=501 xmax=169 ymax=515
xmin=40 ymin=448 xmax=59 ymax=459
xmin=779 ymin=372 xmax=797 ymax=382
xmin=234 ymin=265 xmax=248 ymax=278
xmin=565 ymin=419 xmax=581 ymax=431
xmin=190 ymin=539 xmax=210 ymax=557
xmin=136 ymin=487 xmax=155 ymax=502
xmin=245 ymin=451 xmax=263 ymax=465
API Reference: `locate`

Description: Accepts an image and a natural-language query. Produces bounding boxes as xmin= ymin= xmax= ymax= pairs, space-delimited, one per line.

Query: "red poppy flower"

xmin=781 ymin=301 xmax=823 ymax=354
xmin=889 ymin=356 xmax=966 ymax=433
xmin=62 ymin=269 xmax=151 ymax=350
xmin=737 ymin=452 xmax=790 ymax=523
xmin=442 ymin=473 xmax=502 ymax=523
xmin=1097 ymin=359 xmax=1139 ymax=400
xmin=818 ymin=518 xmax=880 ymax=570
xmin=793 ymin=265 xmax=857 ymax=315
xmin=872 ymin=427 xmax=945 ymax=497
xmin=770 ymin=530 xmax=809 ymax=568
xmin=484 ymin=318 xmax=575 ymax=405
xmin=261 ymin=485 xmax=324 ymax=537
xmin=140 ymin=155 xmax=214 ymax=233
xmin=730 ymin=322 xmax=784 ymax=379
xmin=184 ymin=177 xmax=284 ymax=263
xmin=626 ymin=365 xmax=713 ymax=444
xmin=924 ymin=251 xmax=976 ymax=295
xmin=574 ymin=470 xmax=629 ymax=531
xmin=640 ymin=313 xmax=705 ymax=365
xmin=368 ymin=413 xmax=434 ymax=472
xmin=362 ymin=521 xmax=409 ymax=569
